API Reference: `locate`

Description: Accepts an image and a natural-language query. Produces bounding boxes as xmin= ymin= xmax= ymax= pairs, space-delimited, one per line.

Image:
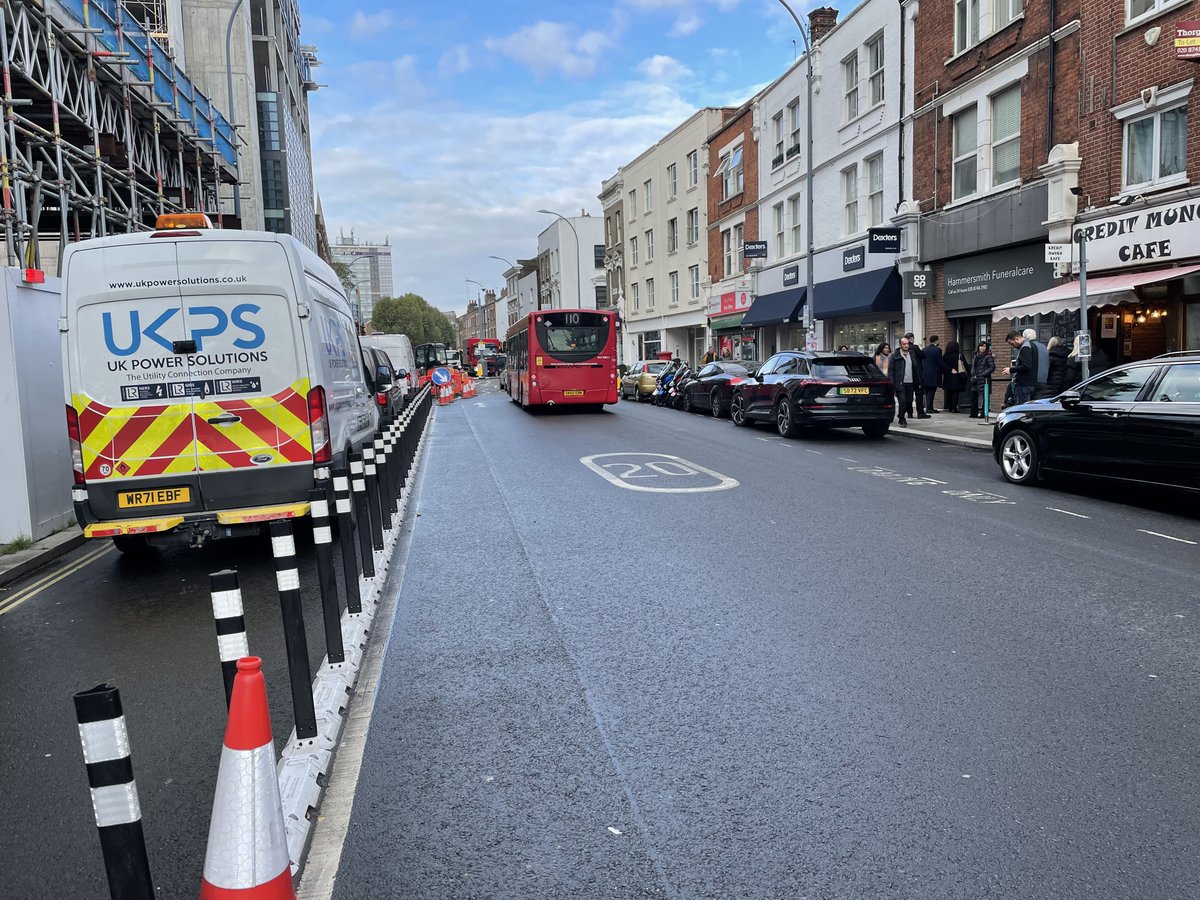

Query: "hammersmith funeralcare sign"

xmin=943 ymin=245 xmax=1056 ymax=312
xmin=1073 ymin=197 xmax=1200 ymax=271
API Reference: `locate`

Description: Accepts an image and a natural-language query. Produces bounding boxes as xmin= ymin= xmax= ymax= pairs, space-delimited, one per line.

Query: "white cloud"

xmin=483 ymin=21 xmax=613 ymax=78
xmin=348 ymin=10 xmax=394 ymax=40
xmin=437 ymin=45 xmax=472 ymax=78
xmin=636 ymin=55 xmax=694 ymax=81
xmin=670 ymin=13 xmax=704 ymax=36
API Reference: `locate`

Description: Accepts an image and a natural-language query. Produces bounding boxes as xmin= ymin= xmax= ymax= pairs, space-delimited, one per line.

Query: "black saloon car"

xmin=729 ymin=350 xmax=894 ymax=438
xmin=681 ymin=360 xmax=761 ymax=417
xmin=993 ymin=352 xmax=1200 ymax=492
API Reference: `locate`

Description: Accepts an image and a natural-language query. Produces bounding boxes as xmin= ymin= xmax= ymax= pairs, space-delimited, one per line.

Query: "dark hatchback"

xmin=730 ymin=350 xmax=894 ymax=438
xmin=993 ymin=352 xmax=1200 ymax=492
xmin=682 ymin=360 xmax=761 ymax=417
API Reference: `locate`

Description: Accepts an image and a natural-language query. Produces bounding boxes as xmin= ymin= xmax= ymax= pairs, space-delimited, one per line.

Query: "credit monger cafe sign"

xmin=1072 ymin=197 xmax=1200 ymax=270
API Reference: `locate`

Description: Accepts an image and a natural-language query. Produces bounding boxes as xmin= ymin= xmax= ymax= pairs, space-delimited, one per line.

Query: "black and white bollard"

xmin=73 ymin=684 xmax=155 ymax=900
xmin=361 ymin=444 xmax=384 ymax=551
xmin=384 ymin=425 xmax=400 ymax=511
xmin=349 ymin=451 xmax=375 ymax=578
xmin=269 ymin=519 xmax=318 ymax=739
xmin=308 ymin=489 xmax=346 ymax=665
xmin=208 ymin=569 xmax=249 ymax=708
xmin=332 ymin=468 xmax=363 ymax=613
xmin=373 ymin=435 xmax=392 ymax=533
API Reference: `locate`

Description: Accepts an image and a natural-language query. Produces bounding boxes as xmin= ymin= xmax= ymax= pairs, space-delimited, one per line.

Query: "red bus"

xmin=504 ymin=309 xmax=618 ymax=409
xmin=465 ymin=337 xmax=502 ymax=373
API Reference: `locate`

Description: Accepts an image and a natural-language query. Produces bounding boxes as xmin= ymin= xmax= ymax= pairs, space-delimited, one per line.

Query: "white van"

xmin=61 ymin=216 xmax=379 ymax=551
xmin=361 ymin=333 xmax=417 ymax=405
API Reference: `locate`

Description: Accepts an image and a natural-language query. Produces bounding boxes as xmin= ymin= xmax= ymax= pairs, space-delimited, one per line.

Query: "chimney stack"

xmin=808 ymin=6 xmax=838 ymax=44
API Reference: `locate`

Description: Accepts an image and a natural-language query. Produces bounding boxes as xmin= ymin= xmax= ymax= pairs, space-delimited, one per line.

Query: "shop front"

xmin=740 ymin=286 xmax=806 ymax=357
xmin=944 ymin=244 xmax=1057 ymax=352
xmin=813 ymin=266 xmax=904 ymax=355
xmin=707 ymin=283 xmax=758 ymax=361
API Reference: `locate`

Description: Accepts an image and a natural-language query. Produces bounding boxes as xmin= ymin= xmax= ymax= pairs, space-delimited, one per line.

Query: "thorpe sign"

xmin=1073 ymin=197 xmax=1200 ymax=270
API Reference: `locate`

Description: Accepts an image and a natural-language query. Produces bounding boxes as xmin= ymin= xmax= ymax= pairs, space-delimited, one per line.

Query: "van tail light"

xmin=307 ymin=387 xmax=332 ymax=464
xmin=65 ymin=405 xmax=85 ymax=484
xmin=376 ymin=392 xmax=388 ymax=407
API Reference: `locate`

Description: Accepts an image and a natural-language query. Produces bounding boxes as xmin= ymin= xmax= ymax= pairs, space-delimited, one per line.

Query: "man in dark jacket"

xmin=920 ymin=335 xmax=949 ymax=414
xmin=1000 ymin=330 xmax=1037 ymax=405
xmin=903 ymin=332 xmax=927 ymax=417
xmin=890 ymin=336 xmax=926 ymax=427
xmin=969 ymin=340 xmax=995 ymax=417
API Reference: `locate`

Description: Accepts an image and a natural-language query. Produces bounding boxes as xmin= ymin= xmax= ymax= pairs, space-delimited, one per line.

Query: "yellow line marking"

xmin=0 ymin=543 xmax=115 ymax=617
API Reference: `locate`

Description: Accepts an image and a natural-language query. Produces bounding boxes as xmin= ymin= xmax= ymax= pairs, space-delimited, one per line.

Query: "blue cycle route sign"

xmin=431 ymin=367 xmax=452 ymax=385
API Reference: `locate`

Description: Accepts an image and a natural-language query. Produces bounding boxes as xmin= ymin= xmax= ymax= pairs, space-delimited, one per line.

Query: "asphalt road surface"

xmin=323 ymin=381 xmax=1200 ymax=900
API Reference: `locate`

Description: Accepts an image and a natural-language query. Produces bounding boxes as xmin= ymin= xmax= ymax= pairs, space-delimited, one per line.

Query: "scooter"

xmin=669 ymin=365 xmax=695 ymax=410
xmin=653 ymin=360 xmax=683 ymax=407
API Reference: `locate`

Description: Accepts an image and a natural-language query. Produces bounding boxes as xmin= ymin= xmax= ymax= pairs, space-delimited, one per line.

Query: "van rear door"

xmin=173 ymin=238 xmax=312 ymax=509
xmin=69 ymin=241 xmax=203 ymax=520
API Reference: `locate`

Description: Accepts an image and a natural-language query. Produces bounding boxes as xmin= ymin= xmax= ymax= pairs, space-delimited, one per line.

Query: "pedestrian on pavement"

xmin=1000 ymin=330 xmax=1037 ymax=405
xmin=968 ymin=340 xmax=995 ymax=417
xmin=921 ymin=335 xmax=948 ymax=414
xmin=1045 ymin=336 xmax=1070 ymax=396
xmin=942 ymin=339 xmax=966 ymax=412
xmin=1063 ymin=334 xmax=1110 ymax=386
xmin=874 ymin=341 xmax=892 ymax=376
xmin=903 ymin=333 xmax=928 ymax=417
xmin=890 ymin=336 xmax=925 ymax=427
xmin=702 ymin=345 xmax=717 ymax=365
xmin=838 ymin=344 xmax=850 ymax=351
xmin=1024 ymin=328 xmax=1051 ymax=398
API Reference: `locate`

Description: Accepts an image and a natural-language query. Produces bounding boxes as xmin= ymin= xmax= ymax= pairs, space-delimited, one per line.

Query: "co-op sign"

xmin=1073 ymin=197 xmax=1200 ymax=270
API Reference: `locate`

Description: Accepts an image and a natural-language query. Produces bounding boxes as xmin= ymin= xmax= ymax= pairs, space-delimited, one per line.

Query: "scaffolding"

xmin=0 ymin=0 xmax=239 ymax=272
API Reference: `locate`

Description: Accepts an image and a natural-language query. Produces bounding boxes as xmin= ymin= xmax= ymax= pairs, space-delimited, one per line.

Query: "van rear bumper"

xmin=78 ymin=501 xmax=311 ymax=542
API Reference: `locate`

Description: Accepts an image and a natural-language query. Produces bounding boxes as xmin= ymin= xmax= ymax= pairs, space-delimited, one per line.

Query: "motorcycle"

xmin=669 ymin=365 xmax=695 ymax=410
xmin=653 ymin=360 xmax=683 ymax=407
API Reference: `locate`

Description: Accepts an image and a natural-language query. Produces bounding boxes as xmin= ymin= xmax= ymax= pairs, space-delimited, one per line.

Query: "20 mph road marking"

xmin=1137 ymin=529 xmax=1197 ymax=545
xmin=581 ymin=453 xmax=739 ymax=493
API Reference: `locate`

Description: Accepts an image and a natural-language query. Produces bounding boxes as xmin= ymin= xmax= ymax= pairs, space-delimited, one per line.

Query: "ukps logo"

xmin=102 ymin=303 xmax=266 ymax=356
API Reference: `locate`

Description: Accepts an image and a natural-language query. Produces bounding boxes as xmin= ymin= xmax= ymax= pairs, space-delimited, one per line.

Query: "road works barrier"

xmin=199 ymin=657 xmax=294 ymax=900
xmin=74 ymin=683 xmax=155 ymax=900
xmin=209 ymin=570 xmax=250 ymax=708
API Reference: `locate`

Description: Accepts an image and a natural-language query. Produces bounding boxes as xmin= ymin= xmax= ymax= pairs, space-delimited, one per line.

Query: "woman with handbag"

xmin=969 ymin=340 xmax=996 ymax=417
xmin=943 ymin=340 xmax=965 ymax=412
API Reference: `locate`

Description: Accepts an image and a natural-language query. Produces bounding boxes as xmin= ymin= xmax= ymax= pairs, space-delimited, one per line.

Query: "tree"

xmin=329 ymin=260 xmax=355 ymax=295
xmin=370 ymin=292 xmax=451 ymax=344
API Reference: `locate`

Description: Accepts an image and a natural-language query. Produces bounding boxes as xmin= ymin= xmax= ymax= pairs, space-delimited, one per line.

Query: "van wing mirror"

xmin=395 ymin=368 xmax=408 ymax=382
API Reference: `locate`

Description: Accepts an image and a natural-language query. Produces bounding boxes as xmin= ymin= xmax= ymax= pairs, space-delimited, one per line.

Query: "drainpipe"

xmin=1046 ymin=0 xmax=1056 ymax=153
xmin=898 ymin=0 xmax=906 ymax=203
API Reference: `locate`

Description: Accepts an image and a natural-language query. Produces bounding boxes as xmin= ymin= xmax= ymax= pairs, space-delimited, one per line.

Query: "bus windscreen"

xmin=535 ymin=311 xmax=610 ymax=362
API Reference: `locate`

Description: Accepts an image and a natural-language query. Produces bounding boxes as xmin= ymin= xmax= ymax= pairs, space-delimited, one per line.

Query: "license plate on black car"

xmin=839 ymin=386 xmax=870 ymax=395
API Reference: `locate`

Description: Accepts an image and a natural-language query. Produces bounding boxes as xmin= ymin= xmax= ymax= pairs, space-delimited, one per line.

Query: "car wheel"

xmin=776 ymin=396 xmax=800 ymax=438
xmin=683 ymin=391 xmax=694 ymax=413
xmin=999 ymin=428 xmax=1039 ymax=485
xmin=730 ymin=393 xmax=749 ymax=426
xmin=862 ymin=422 xmax=889 ymax=439
xmin=710 ymin=389 xmax=724 ymax=418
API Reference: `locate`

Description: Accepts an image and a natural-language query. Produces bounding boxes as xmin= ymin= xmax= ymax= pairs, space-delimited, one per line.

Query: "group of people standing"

xmin=1000 ymin=328 xmax=1109 ymax=406
xmin=874 ymin=333 xmax=990 ymax=427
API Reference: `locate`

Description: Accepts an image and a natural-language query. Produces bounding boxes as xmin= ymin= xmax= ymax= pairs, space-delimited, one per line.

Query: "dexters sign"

xmin=102 ymin=303 xmax=266 ymax=356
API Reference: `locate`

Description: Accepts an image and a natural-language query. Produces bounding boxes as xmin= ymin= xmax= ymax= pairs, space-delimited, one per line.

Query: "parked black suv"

xmin=993 ymin=351 xmax=1200 ymax=492
xmin=729 ymin=350 xmax=895 ymax=439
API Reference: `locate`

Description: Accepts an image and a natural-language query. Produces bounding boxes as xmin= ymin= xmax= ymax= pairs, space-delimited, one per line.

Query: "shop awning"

xmin=709 ymin=313 xmax=746 ymax=330
xmin=813 ymin=267 xmax=902 ymax=318
xmin=990 ymin=264 xmax=1200 ymax=321
xmin=741 ymin=287 xmax=806 ymax=327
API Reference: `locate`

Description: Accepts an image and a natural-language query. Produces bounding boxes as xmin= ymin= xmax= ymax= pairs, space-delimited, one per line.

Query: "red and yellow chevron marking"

xmin=75 ymin=379 xmax=312 ymax=480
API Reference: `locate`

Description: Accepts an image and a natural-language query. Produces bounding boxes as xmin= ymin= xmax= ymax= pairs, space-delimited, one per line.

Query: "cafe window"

xmin=1123 ymin=104 xmax=1188 ymax=191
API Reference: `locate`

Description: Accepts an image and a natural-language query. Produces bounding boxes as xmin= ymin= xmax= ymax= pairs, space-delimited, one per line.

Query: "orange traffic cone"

xmin=200 ymin=658 xmax=294 ymax=900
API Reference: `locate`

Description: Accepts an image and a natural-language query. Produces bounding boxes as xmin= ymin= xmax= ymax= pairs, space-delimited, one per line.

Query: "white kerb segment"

xmin=202 ymin=744 xmax=289 ymax=890
xmin=211 ymin=589 xmax=244 ymax=619
xmin=270 ymin=534 xmax=296 ymax=559
xmin=217 ymin=632 xmax=250 ymax=662
xmin=78 ymin=718 xmax=131 ymax=763
xmin=91 ymin=782 xmax=142 ymax=827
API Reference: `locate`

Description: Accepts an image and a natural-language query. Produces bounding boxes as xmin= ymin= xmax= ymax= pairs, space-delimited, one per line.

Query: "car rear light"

xmin=728 ymin=377 xmax=743 ymax=385
xmin=376 ymin=392 xmax=388 ymax=407
xmin=307 ymin=387 xmax=332 ymax=464
xmin=65 ymin=405 xmax=85 ymax=484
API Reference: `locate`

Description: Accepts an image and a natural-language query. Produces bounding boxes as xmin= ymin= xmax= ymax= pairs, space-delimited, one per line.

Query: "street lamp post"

xmin=537 ymin=209 xmax=582 ymax=309
xmin=776 ymin=0 xmax=816 ymax=345
xmin=224 ymin=0 xmax=246 ymax=221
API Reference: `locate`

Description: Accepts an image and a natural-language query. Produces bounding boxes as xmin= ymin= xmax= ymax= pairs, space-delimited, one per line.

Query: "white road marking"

xmin=847 ymin=465 xmax=944 ymax=487
xmin=1137 ymin=529 xmax=1197 ymax=546
xmin=1047 ymin=507 xmax=1091 ymax=519
xmin=580 ymin=453 xmax=739 ymax=493
xmin=803 ymin=449 xmax=822 ymax=454
xmin=756 ymin=437 xmax=771 ymax=442
xmin=838 ymin=457 xmax=858 ymax=463
xmin=942 ymin=489 xmax=1014 ymax=505
xmin=920 ymin=476 xmax=950 ymax=485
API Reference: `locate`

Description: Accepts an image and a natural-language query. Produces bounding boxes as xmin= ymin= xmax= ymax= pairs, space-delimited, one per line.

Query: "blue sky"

xmin=302 ymin=0 xmax=850 ymax=314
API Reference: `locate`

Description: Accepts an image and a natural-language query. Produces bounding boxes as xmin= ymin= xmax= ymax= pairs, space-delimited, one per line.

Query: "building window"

xmin=733 ymin=223 xmax=744 ymax=272
xmin=644 ymin=179 xmax=653 ymax=212
xmin=630 ymin=236 xmax=639 ymax=265
xmin=632 ymin=282 xmax=639 ymax=311
xmin=772 ymin=112 xmax=784 ymax=164
xmin=647 ymin=277 xmax=655 ymax=308
xmin=670 ymin=271 xmax=680 ymax=305
xmin=667 ymin=218 xmax=679 ymax=253
xmin=773 ymin=202 xmax=785 ymax=257
xmin=1126 ymin=0 xmax=1168 ymax=25
xmin=843 ymin=165 xmax=859 ymax=235
xmin=595 ymin=285 xmax=607 ymax=306
xmin=788 ymin=195 xmax=801 ymax=254
xmin=1125 ymin=104 xmax=1188 ymax=190
xmin=687 ymin=150 xmax=698 ymax=187
xmin=716 ymin=145 xmax=744 ymax=200
xmin=256 ymin=93 xmax=280 ymax=151
xmin=955 ymin=0 xmax=980 ymax=53
xmin=263 ymin=210 xmax=286 ymax=234
xmin=594 ymin=244 xmax=605 ymax=268
xmin=996 ymin=0 xmax=1022 ymax=29
xmin=628 ymin=190 xmax=636 ymax=221
xmin=787 ymin=100 xmax=801 ymax=155
xmin=668 ymin=163 xmax=677 ymax=199
xmin=689 ymin=265 xmax=700 ymax=299
xmin=261 ymin=157 xmax=286 ymax=209
xmin=866 ymin=34 xmax=885 ymax=107
xmin=722 ymin=229 xmax=733 ymax=275
xmin=686 ymin=208 xmax=699 ymax=245
xmin=645 ymin=229 xmax=654 ymax=260
xmin=866 ymin=154 xmax=884 ymax=226
xmin=991 ymin=83 xmax=1021 ymax=186
xmin=953 ymin=104 xmax=978 ymax=200
xmin=843 ymin=53 xmax=859 ymax=121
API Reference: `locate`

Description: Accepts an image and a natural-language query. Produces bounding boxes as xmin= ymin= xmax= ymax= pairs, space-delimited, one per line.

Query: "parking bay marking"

xmin=580 ymin=453 xmax=739 ymax=493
